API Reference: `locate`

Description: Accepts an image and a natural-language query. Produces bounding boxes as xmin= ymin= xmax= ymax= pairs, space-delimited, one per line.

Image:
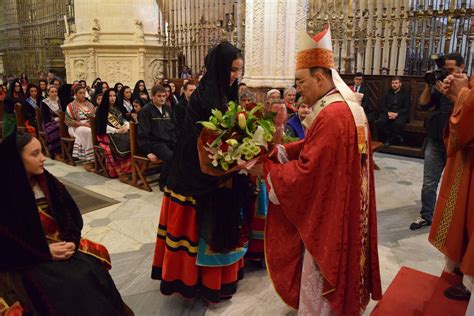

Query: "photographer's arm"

xmin=418 ymin=84 xmax=433 ymax=110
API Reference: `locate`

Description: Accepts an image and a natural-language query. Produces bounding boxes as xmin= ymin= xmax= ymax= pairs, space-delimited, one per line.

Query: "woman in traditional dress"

xmin=151 ymin=42 xmax=254 ymax=303
xmin=40 ymin=85 xmax=62 ymax=159
xmin=65 ymin=85 xmax=96 ymax=170
xmin=96 ymin=89 xmax=132 ymax=178
xmin=0 ymin=132 xmax=133 ymax=316
xmin=117 ymin=86 xmax=133 ymax=120
xmin=132 ymin=80 xmax=149 ymax=103
xmin=22 ymin=84 xmax=41 ymax=132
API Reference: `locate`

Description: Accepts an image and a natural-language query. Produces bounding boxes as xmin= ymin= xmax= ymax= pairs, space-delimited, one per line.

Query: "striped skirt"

xmin=68 ymin=126 xmax=94 ymax=163
xmin=97 ymin=135 xmax=131 ymax=178
xmin=151 ymin=190 xmax=246 ymax=303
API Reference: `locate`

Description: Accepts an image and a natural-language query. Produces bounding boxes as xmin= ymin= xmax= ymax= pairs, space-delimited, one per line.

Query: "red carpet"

xmin=371 ymin=266 xmax=468 ymax=316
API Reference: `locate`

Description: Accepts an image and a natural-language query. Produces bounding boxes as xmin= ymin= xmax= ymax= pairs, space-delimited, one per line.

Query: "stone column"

xmin=62 ymin=0 xmax=164 ymax=87
xmin=243 ymin=0 xmax=307 ymax=89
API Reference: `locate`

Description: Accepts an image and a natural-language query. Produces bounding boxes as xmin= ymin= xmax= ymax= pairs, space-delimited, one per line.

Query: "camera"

xmin=424 ymin=54 xmax=449 ymax=85
xmin=424 ymin=68 xmax=449 ymax=86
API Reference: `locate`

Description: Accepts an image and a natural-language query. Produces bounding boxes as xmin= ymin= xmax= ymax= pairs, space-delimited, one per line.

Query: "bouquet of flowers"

xmin=197 ymin=100 xmax=295 ymax=176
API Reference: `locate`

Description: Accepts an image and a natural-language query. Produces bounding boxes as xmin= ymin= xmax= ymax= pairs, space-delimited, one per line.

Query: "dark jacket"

xmin=418 ymin=87 xmax=453 ymax=141
xmin=381 ymin=88 xmax=411 ymax=121
xmin=137 ymin=102 xmax=176 ymax=156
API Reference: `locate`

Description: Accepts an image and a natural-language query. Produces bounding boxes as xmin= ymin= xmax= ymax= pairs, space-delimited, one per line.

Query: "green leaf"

xmin=210 ymin=130 xmax=227 ymax=148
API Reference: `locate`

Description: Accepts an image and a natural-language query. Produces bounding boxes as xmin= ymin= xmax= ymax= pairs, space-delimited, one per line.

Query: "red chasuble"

xmin=264 ymin=101 xmax=382 ymax=315
xmin=429 ymin=76 xmax=474 ymax=277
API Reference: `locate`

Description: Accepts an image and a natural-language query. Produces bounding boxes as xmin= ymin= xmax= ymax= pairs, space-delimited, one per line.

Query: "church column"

xmin=243 ymin=0 xmax=307 ymax=89
xmin=88 ymin=48 xmax=97 ymax=82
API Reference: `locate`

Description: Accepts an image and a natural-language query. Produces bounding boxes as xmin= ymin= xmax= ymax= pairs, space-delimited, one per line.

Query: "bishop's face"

xmin=295 ymin=68 xmax=326 ymax=106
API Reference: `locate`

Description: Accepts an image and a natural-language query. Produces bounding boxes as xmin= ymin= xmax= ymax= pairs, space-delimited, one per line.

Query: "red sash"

xmin=38 ymin=209 xmax=112 ymax=270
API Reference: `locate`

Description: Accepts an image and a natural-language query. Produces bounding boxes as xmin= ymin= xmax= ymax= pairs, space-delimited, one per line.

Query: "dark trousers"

xmin=151 ymin=143 xmax=174 ymax=188
xmin=375 ymin=114 xmax=406 ymax=141
xmin=420 ymin=138 xmax=446 ymax=221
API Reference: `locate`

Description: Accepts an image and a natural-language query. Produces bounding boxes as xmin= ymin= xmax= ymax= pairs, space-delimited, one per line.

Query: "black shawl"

xmin=166 ymin=41 xmax=254 ymax=253
xmin=0 ymin=133 xmax=51 ymax=271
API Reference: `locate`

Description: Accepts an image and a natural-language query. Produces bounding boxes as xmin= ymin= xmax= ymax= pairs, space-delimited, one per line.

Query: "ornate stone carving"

xmin=148 ymin=59 xmax=164 ymax=82
xmin=134 ymin=19 xmax=145 ymax=42
xmin=91 ymin=18 xmax=101 ymax=42
xmin=102 ymin=60 xmax=133 ymax=85
xmin=73 ymin=59 xmax=87 ymax=80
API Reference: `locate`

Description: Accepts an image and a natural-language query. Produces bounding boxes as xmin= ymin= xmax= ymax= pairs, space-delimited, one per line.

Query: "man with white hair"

xmin=249 ymin=26 xmax=382 ymax=315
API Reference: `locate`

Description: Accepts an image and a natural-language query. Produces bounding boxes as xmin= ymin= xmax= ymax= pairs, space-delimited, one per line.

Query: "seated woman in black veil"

xmin=132 ymin=80 xmax=149 ymax=103
xmin=0 ymin=132 xmax=132 ymax=315
xmin=151 ymin=42 xmax=255 ymax=303
xmin=96 ymin=89 xmax=132 ymax=178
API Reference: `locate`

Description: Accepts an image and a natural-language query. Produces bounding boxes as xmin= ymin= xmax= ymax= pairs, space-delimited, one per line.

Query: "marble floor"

xmin=44 ymin=152 xmax=445 ymax=316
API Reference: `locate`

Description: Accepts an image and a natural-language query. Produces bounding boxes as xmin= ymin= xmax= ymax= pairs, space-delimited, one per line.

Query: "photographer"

xmin=409 ymin=53 xmax=464 ymax=230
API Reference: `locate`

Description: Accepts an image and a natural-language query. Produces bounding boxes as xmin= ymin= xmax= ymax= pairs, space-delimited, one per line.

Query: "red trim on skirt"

xmin=151 ymin=193 xmax=244 ymax=303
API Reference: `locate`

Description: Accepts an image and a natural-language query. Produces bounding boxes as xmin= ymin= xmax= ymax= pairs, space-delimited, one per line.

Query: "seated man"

xmin=375 ymin=76 xmax=410 ymax=146
xmin=173 ymin=80 xmax=196 ymax=136
xmin=286 ymin=96 xmax=311 ymax=139
xmin=137 ymin=85 xmax=176 ymax=190
xmin=350 ymin=72 xmax=376 ymax=122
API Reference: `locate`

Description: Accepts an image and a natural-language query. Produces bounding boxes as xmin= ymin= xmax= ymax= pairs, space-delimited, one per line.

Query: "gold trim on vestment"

xmin=433 ymin=155 xmax=465 ymax=249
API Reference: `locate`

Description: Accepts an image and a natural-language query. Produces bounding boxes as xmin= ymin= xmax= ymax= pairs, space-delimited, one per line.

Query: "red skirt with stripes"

xmin=151 ymin=191 xmax=245 ymax=303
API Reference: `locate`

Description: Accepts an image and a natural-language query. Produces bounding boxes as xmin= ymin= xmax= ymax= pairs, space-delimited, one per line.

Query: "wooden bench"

xmin=371 ymin=141 xmax=383 ymax=170
xmin=58 ymin=111 xmax=76 ymax=166
xmin=35 ymin=107 xmax=50 ymax=157
xmin=129 ymin=121 xmax=163 ymax=192
xmin=89 ymin=115 xmax=110 ymax=177
xmin=14 ymin=103 xmax=26 ymax=133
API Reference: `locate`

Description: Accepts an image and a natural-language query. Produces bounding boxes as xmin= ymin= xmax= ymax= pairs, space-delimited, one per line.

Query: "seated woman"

xmin=132 ymin=80 xmax=149 ymax=103
xmin=0 ymin=133 xmax=133 ymax=315
xmin=40 ymin=85 xmax=62 ymax=159
xmin=117 ymin=86 xmax=133 ymax=120
xmin=96 ymin=88 xmax=131 ymax=178
xmin=22 ymin=84 xmax=41 ymax=133
xmin=92 ymin=92 xmax=103 ymax=107
xmin=65 ymin=86 xmax=96 ymax=170
xmin=131 ymin=98 xmax=145 ymax=123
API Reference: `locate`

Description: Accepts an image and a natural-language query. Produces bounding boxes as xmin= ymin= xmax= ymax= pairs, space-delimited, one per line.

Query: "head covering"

xmin=199 ymin=41 xmax=241 ymax=109
xmin=297 ymin=26 xmax=360 ymax=113
xmin=0 ymin=132 xmax=51 ymax=270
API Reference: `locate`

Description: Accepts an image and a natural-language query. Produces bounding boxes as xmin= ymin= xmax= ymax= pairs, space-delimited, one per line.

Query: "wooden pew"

xmin=58 ymin=111 xmax=76 ymax=166
xmin=14 ymin=103 xmax=26 ymax=133
xmin=35 ymin=107 xmax=50 ymax=157
xmin=129 ymin=121 xmax=162 ymax=192
xmin=89 ymin=115 xmax=110 ymax=177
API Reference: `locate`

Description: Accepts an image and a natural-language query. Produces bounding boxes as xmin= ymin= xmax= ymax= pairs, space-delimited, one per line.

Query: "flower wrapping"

xmin=197 ymin=101 xmax=296 ymax=176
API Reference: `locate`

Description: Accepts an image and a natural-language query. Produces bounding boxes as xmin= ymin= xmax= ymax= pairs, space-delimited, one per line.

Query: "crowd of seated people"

xmin=1 ymin=68 xmax=437 ymax=190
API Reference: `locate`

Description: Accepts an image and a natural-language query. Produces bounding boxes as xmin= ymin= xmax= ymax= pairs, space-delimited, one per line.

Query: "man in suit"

xmin=350 ymin=72 xmax=375 ymax=122
xmin=375 ymin=76 xmax=411 ymax=146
